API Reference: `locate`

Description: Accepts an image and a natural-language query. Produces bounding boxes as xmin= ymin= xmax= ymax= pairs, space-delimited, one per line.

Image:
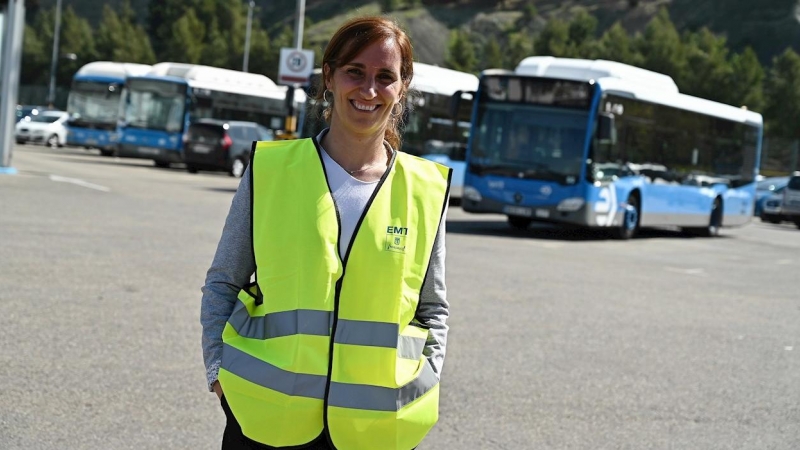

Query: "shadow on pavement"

xmin=445 ymin=219 xmax=725 ymax=241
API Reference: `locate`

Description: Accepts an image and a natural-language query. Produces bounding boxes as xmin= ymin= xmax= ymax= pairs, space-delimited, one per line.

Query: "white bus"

xmin=117 ymin=62 xmax=305 ymax=166
xmin=458 ymin=57 xmax=763 ymax=238
xmin=66 ymin=61 xmax=152 ymax=155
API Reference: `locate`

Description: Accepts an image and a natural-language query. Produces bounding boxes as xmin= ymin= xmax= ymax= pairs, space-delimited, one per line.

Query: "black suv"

xmin=183 ymin=119 xmax=274 ymax=177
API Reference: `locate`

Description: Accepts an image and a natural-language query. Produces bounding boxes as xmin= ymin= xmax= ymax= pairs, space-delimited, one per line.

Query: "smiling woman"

xmin=201 ymin=16 xmax=453 ymax=450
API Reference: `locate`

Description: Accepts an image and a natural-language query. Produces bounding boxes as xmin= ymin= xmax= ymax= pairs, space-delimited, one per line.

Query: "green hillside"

xmin=30 ymin=0 xmax=800 ymax=65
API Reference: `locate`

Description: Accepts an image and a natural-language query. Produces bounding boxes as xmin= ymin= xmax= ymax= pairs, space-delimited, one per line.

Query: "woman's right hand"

xmin=213 ymin=380 xmax=223 ymax=399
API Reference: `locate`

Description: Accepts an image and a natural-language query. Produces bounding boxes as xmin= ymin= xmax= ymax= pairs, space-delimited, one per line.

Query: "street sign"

xmin=278 ymin=48 xmax=314 ymax=86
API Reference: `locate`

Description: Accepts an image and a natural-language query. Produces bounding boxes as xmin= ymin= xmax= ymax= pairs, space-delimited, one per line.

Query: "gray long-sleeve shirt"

xmin=200 ymin=150 xmax=450 ymax=391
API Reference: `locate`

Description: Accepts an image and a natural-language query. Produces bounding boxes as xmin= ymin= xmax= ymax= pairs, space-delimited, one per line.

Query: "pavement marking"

xmin=49 ymin=174 xmax=111 ymax=192
xmin=776 ymin=259 xmax=793 ymax=265
xmin=786 ymin=346 xmax=793 ymax=351
xmin=664 ymin=266 xmax=708 ymax=277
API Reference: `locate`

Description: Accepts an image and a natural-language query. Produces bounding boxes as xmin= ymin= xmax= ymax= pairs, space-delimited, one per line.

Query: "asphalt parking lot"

xmin=1 ymin=144 xmax=798 ymax=449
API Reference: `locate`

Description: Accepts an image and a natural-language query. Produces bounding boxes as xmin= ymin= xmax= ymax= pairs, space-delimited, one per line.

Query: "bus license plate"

xmin=503 ymin=205 xmax=533 ymax=217
xmin=138 ymin=147 xmax=160 ymax=155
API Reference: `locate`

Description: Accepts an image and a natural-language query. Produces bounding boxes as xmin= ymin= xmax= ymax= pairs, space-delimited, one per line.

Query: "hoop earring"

xmin=323 ymin=89 xmax=334 ymax=104
xmin=391 ymin=102 xmax=404 ymax=118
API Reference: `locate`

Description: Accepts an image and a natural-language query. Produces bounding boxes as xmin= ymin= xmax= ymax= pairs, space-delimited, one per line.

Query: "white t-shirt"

xmin=317 ymin=132 xmax=385 ymax=259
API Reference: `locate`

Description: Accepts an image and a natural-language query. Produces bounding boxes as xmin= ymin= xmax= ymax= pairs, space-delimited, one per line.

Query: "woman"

xmin=201 ymin=16 xmax=451 ymax=450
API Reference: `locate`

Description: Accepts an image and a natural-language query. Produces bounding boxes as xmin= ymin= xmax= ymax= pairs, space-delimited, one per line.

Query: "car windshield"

xmin=757 ymin=177 xmax=787 ymax=191
xmin=29 ymin=114 xmax=63 ymax=123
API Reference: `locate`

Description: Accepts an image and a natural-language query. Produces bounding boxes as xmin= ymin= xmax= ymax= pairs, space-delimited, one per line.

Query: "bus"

xmin=117 ymin=62 xmax=305 ymax=167
xmin=457 ymin=57 xmax=762 ymax=238
xmin=66 ymin=61 xmax=152 ymax=156
xmin=301 ymin=62 xmax=478 ymax=197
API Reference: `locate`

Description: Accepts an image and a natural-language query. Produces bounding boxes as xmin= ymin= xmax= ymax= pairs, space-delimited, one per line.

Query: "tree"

xmin=148 ymin=0 xmax=198 ymax=60
xmin=445 ymin=30 xmax=477 ymax=73
xmin=483 ymin=37 xmax=503 ymax=70
xmin=505 ymin=34 xmax=532 ymax=69
xmin=164 ymin=8 xmax=206 ymax=64
xmin=568 ymin=8 xmax=597 ymax=49
xmin=21 ymin=23 xmax=49 ymax=87
xmin=596 ymin=22 xmax=643 ymax=66
xmin=58 ymin=6 xmax=97 ymax=84
xmin=380 ymin=0 xmax=401 ymax=12
xmin=95 ymin=3 xmax=156 ymax=64
xmin=728 ymin=47 xmax=764 ymax=111
xmin=533 ymin=18 xmax=570 ymax=57
xmin=764 ymin=49 xmax=800 ymax=139
xmin=680 ymin=28 xmax=731 ymax=103
xmin=638 ymin=7 xmax=685 ymax=81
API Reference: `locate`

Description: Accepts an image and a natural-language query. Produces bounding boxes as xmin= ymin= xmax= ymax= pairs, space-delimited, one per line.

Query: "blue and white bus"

xmin=66 ymin=61 xmax=152 ymax=156
xmin=404 ymin=62 xmax=478 ymax=199
xmin=117 ymin=63 xmax=305 ymax=167
xmin=458 ymin=57 xmax=763 ymax=238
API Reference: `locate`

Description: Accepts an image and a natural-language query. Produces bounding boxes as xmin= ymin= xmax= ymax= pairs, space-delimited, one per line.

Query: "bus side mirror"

xmin=449 ymin=90 xmax=474 ymax=120
xmin=597 ymin=112 xmax=617 ymax=145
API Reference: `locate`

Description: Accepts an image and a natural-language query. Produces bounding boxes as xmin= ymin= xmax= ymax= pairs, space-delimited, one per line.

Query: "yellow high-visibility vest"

xmin=218 ymin=137 xmax=451 ymax=449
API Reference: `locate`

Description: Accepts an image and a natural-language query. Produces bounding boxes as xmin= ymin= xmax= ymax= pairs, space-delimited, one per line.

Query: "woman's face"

xmin=325 ymin=38 xmax=403 ymax=140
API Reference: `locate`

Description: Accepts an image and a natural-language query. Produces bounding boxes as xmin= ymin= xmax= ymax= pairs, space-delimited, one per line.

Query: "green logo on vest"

xmin=385 ymin=226 xmax=408 ymax=253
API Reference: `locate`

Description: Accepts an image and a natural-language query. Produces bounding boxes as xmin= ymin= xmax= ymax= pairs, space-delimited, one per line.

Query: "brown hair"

xmin=315 ymin=16 xmax=414 ymax=150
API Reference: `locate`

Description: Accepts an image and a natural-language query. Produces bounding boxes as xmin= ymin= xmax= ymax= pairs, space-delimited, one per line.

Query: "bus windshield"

xmin=67 ymin=81 xmax=122 ymax=125
xmin=122 ymin=79 xmax=187 ymax=132
xmin=471 ymin=104 xmax=589 ymax=184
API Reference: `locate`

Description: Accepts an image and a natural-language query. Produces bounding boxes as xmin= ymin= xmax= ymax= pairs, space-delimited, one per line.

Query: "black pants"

xmin=221 ymin=395 xmax=333 ymax=450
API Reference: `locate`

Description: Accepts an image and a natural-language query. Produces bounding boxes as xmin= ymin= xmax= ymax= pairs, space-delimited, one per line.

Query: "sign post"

xmin=277 ymin=48 xmax=314 ymax=139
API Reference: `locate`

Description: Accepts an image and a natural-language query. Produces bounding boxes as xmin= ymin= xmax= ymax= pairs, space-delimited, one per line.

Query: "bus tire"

xmin=186 ymin=165 xmax=199 ymax=174
xmin=154 ymin=160 xmax=170 ymax=168
xmin=795 ymin=221 xmax=800 ymax=230
xmin=508 ymin=216 xmax=532 ymax=230
xmin=614 ymin=193 xmax=640 ymax=240
xmin=99 ymin=149 xmax=114 ymax=157
xmin=688 ymin=197 xmax=722 ymax=237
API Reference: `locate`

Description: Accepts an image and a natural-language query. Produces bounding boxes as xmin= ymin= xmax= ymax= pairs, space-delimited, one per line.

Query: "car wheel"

xmin=614 ymin=194 xmax=639 ymax=240
xmin=187 ymin=165 xmax=199 ymax=174
xmin=16 ymin=139 xmax=24 ymax=145
xmin=47 ymin=134 xmax=59 ymax=149
xmin=507 ymin=216 xmax=532 ymax=230
xmin=795 ymin=221 xmax=800 ymax=230
xmin=229 ymin=157 xmax=246 ymax=178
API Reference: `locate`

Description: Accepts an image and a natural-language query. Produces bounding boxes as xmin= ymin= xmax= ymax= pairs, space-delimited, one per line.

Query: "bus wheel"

xmin=99 ymin=149 xmax=114 ymax=157
xmin=508 ymin=216 xmax=532 ymax=230
xmin=690 ymin=198 xmax=722 ymax=237
xmin=614 ymin=194 xmax=639 ymax=240
xmin=154 ymin=160 xmax=170 ymax=168
xmin=795 ymin=221 xmax=800 ymax=230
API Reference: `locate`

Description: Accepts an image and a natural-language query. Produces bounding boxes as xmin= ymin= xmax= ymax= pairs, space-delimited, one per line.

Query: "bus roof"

xmin=516 ymin=57 xmax=679 ymax=93
xmin=74 ymin=61 xmax=152 ymax=82
xmin=145 ymin=62 xmax=305 ymax=103
xmin=514 ymin=56 xmax=762 ymax=127
xmin=411 ymin=62 xmax=479 ymax=96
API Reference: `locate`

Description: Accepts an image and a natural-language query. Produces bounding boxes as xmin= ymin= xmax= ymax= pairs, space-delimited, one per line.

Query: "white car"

xmin=15 ymin=111 xmax=69 ymax=148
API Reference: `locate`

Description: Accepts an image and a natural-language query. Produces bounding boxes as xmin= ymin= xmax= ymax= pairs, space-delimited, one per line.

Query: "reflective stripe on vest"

xmin=218 ymin=137 xmax=451 ymax=450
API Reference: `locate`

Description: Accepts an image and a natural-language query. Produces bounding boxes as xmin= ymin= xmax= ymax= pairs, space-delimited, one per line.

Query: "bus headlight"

xmin=557 ymin=197 xmax=585 ymax=212
xmin=463 ymin=186 xmax=482 ymax=202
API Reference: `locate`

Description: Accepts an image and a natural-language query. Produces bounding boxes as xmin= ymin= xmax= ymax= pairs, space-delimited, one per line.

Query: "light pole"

xmin=243 ymin=0 xmax=255 ymax=73
xmin=46 ymin=0 xmax=63 ymax=108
